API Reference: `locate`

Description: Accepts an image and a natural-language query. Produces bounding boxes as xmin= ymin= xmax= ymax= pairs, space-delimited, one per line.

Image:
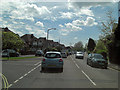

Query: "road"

xmin=2 ymin=54 xmax=119 ymax=89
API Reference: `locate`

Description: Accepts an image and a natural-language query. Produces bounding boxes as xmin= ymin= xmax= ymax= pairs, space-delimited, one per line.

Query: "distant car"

xmin=75 ymin=52 xmax=84 ymax=59
xmin=87 ymin=53 xmax=108 ymax=69
xmin=2 ymin=49 xmax=19 ymax=57
xmin=35 ymin=50 xmax=44 ymax=56
xmin=41 ymin=51 xmax=64 ymax=72
xmin=61 ymin=52 xmax=67 ymax=58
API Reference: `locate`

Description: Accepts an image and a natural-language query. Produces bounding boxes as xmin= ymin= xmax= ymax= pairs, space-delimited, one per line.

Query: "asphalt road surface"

xmin=2 ymin=54 xmax=119 ymax=88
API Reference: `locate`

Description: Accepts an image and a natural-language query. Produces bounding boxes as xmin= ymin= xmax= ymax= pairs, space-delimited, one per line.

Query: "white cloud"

xmin=5 ymin=2 xmax=51 ymax=21
xmin=59 ymin=29 xmax=69 ymax=36
xmin=59 ymin=24 xmax=64 ymax=27
xmin=60 ymin=12 xmax=73 ymax=19
xmin=65 ymin=23 xmax=82 ymax=31
xmin=85 ymin=17 xmax=98 ymax=26
xmin=25 ymin=25 xmax=32 ymax=31
xmin=35 ymin=21 xmax=44 ymax=27
xmin=72 ymin=20 xmax=86 ymax=26
xmin=74 ymin=37 xmax=78 ymax=39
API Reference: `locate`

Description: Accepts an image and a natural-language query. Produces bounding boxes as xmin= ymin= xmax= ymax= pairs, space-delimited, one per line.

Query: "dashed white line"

xmin=75 ymin=64 xmax=80 ymax=68
xmin=19 ymin=76 xmax=24 ymax=80
xmin=8 ymin=84 xmax=13 ymax=88
xmin=24 ymin=73 xmax=27 ymax=77
xmin=70 ymin=55 xmax=96 ymax=86
xmin=14 ymin=80 xmax=19 ymax=83
xmin=82 ymin=70 xmax=96 ymax=86
xmin=34 ymin=61 xmax=41 ymax=66
xmin=8 ymin=64 xmax=41 ymax=88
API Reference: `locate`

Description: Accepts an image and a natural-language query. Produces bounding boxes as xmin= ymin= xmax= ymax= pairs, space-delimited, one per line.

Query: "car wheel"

xmin=60 ymin=68 xmax=63 ymax=72
xmin=104 ymin=66 xmax=107 ymax=69
xmin=41 ymin=67 xmax=45 ymax=71
xmin=87 ymin=61 xmax=89 ymax=65
xmin=91 ymin=63 xmax=93 ymax=67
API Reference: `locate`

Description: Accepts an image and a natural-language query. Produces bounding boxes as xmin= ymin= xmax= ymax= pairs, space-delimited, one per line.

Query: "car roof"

xmin=46 ymin=51 xmax=61 ymax=54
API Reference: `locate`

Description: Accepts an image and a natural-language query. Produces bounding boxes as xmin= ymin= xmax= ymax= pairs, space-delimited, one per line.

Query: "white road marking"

xmin=8 ymin=64 xmax=41 ymax=88
xmin=19 ymin=76 xmax=23 ymax=80
xmin=24 ymin=73 xmax=27 ymax=77
xmin=75 ymin=64 xmax=80 ymax=68
xmin=108 ymin=67 xmax=119 ymax=71
xmin=82 ymin=70 xmax=96 ymax=86
xmin=8 ymin=84 xmax=12 ymax=88
xmin=70 ymin=55 xmax=96 ymax=86
xmin=14 ymin=80 xmax=19 ymax=83
xmin=34 ymin=61 xmax=41 ymax=66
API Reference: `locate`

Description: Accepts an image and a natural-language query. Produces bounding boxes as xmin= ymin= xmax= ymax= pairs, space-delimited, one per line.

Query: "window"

xmin=45 ymin=53 xmax=61 ymax=58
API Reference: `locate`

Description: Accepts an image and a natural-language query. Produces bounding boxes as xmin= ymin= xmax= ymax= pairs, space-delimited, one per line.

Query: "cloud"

xmin=35 ymin=21 xmax=44 ymax=27
xmin=74 ymin=37 xmax=78 ymax=39
xmin=59 ymin=29 xmax=70 ymax=36
xmin=59 ymin=24 xmax=64 ymax=27
xmin=85 ymin=17 xmax=98 ymax=26
xmin=60 ymin=12 xmax=73 ymax=19
xmin=25 ymin=25 xmax=32 ymax=31
xmin=72 ymin=17 xmax=98 ymax=26
xmin=3 ymin=2 xmax=51 ymax=21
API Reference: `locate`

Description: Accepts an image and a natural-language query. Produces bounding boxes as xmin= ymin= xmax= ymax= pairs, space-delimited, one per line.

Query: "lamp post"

xmin=47 ymin=28 xmax=56 ymax=40
xmin=46 ymin=28 xmax=56 ymax=51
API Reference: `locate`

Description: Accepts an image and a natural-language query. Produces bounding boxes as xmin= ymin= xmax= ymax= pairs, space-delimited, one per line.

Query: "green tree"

xmin=87 ymin=38 xmax=96 ymax=52
xmin=73 ymin=41 xmax=84 ymax=51
xmin=2 ymin=32 xmax=24 ymax=51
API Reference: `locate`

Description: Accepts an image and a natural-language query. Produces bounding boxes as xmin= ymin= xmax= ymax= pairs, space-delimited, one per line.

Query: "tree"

xmin=2 ymin=32 xmax=24 ymax=51
xmin=73 ymin=41 xmax=83 ymax=51
xmin=87 ymin=38 xmax=96 ymax=52
xmin=100 ymin=10 xmax=116 ymax=36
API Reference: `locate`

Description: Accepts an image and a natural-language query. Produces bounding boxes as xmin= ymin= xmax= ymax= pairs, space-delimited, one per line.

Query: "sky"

xmin=0 ymin=0 xmax=119 ymax=46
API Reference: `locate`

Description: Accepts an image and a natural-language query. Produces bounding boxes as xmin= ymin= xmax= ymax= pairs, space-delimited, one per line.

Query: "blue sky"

xmin=0 ymin=0 xmax=118 ymax=46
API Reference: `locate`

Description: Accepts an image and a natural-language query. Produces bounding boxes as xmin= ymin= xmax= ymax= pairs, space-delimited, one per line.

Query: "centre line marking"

xmin=14 ymin=80 xmax=19 ymax=83
xmin=8 ymin=64 xmax=41 ymax=88
xmin=34 ymin=61 xmax=41 ymax=66
xmin=82 ymin=70 xmax=96 ymax=86
xmin=75 ymin=64 xmax=80 ymax=68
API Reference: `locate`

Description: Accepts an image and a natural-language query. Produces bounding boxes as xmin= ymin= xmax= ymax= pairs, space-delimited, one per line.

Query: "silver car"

xmin=41 ymin=51 xmax=64 ymax=72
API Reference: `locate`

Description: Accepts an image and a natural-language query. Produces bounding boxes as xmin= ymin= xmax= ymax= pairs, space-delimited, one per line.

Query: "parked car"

xmin=35 ymin=50 xmax=44 ymax=56
xmin=41 ymin=51 xmax=64 ymax=72
xmin=87 ymin=53 xmax=108 ymax=69
xmin=2 ymin=49 xmax=19 ymax=57
xmin=75 ymin=52 xmax=84 ymax=59
xmin=61 ymin=52 xmax=67 ymax=58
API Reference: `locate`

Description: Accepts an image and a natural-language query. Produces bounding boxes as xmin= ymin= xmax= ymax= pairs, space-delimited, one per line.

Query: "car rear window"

xmin=94 ymin=55 xmax=103 ymax=59
xmin=45 ymin=53 xmax=61 ymax=58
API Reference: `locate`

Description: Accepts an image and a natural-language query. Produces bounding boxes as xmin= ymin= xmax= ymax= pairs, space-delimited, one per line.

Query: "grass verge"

xmin=2 ymin=56 xmax=37 ymax=60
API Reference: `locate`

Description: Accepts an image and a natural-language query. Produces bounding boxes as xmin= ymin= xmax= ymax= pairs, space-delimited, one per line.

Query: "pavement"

xmin=1 ymin=54 xmax=119 ymax=89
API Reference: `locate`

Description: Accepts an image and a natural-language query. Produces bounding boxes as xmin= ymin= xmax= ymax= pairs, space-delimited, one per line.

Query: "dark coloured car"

xmin=61 ymin=52 xmax=67 ymax=58
xmin=35 ymin=50 xmax=44 ymax=56
xmin=87 ymin=53 xmax=108 ymax=69
xmin=2 ymin=49 xmax=19 ymax=57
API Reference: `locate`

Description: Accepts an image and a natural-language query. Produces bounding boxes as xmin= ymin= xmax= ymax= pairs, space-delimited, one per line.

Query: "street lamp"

xmin=47 ymin=28 xmax=56 ymax=40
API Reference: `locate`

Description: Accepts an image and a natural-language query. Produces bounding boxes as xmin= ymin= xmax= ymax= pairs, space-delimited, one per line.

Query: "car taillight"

xmin=42 ymin=58 xmax=45 ymax=61
xmin=59 ymin=59 xmax=63 ymax=62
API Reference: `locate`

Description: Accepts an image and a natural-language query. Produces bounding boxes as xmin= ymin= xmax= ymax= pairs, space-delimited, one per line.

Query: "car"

xmin=87 ymin=53 xmax=108 ymax=69
xmin=35 ymin=50 xmax=44 ymax=56
xmin=2 ymin=49 xmax=19 ymax=57
xmin=61 ymin=52 xmax=67 ymax=58
xmin=75 ymin=52 xmax=84 ymax=59
xmin=41 ymin=51 xmax=64 ymax=72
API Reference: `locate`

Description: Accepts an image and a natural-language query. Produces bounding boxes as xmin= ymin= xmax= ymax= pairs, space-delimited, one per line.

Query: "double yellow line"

xmin=0 ymin=73 xmax=9 ymax=90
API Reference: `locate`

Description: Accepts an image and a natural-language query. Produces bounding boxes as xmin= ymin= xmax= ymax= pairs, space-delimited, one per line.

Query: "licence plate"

xmin=48 ymin=65 xmax=56 ymax=67
xmin=99 ymin=63 xmax=104 ymax=65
